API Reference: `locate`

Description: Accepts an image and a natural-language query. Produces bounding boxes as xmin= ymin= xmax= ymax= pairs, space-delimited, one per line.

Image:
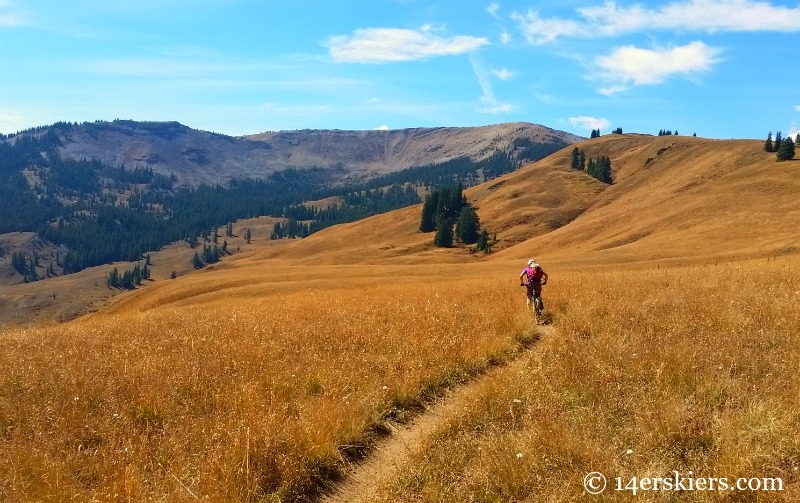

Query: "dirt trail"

xmin=318 ymin=325 xmax=554 ymax=503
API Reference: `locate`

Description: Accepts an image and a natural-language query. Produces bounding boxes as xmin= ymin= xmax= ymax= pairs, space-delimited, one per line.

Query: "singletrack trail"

xmin=318 ymin=325 xmax=555 ymax=503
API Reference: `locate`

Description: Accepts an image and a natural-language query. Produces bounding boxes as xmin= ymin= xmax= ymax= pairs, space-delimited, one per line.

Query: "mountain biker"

xmin=519 ymin=258 xmax=548 ymax=310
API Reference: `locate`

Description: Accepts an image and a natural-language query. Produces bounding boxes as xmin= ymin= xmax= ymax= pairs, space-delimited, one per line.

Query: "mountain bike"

xmin=521 ymin=282 xmax=546 ymax=325
xmin=530 ymin=289 xmax=544 ymax=324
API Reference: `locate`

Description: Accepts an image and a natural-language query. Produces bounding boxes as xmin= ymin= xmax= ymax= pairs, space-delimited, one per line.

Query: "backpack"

xmin=527 ymin=266 xmax=543 ymax=283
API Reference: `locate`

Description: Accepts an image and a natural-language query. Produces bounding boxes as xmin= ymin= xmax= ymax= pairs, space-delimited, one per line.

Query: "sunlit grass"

xmin=0 ymin=274 xmax=531 ymax=502
xmin=378 ymin=257 xmax=800 ymax=502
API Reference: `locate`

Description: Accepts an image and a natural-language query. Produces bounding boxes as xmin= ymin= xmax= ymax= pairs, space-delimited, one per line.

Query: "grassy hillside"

xmin=1 ymin=134 xmax=798 ymax=501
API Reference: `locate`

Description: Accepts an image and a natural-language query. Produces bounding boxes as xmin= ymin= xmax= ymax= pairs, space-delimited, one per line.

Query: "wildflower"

xmin=512 ymin=399 xmax=522 ymax=404
xmin=516 ymin=453 xmax=524 ymax=459
xmin=626 ymin=449 xmax=633 ymax=455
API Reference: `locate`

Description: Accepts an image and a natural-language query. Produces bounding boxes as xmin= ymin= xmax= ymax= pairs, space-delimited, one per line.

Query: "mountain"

xmin=11 ymin=120 xmax=582 ymax=187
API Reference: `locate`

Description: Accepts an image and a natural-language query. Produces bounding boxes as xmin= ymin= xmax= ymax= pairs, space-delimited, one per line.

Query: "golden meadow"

xmin=2 ymin=256 xmax=799 ymax=502
xmin=1 ymin=264 xmax=532 ymax=502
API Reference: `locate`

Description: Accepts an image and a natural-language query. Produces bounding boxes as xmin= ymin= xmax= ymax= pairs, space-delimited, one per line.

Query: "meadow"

xmin=0 ymin=263 xmax=534 ymax=502
xmin=375 ymin=257 xmax=800 ymax=502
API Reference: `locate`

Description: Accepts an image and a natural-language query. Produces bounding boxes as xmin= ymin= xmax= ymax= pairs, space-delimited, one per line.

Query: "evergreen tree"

xmin=455 ymin=206 xmax=480 ymax=244
xmin=579 ymin=149 xmax=586 ymax=170
xmin=764 ymin=132 xmax=774 ymax=152
xmin=192 ymin=252 xmax=203 ymax=269
xmin=433 ymin=214 xmax=453 ymax=248
xmin=776 ymin=136 xmax=795 ymax=161
xmin=476 ymin=229 xmax=489 ymax=252
xmin=570 ymin=147 xmax=581 ymax=170
xmin=419 ymin=192 xmax=438 ymax=232
xmin=775 ymin=131 xmax=782 ymax=150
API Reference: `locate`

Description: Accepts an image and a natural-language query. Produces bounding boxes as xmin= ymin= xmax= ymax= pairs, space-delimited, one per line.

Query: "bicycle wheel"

xmin=532 ymin=293 xmax=542 ymax=324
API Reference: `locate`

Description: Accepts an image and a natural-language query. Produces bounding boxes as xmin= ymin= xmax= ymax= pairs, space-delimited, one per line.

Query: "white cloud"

xmin=514 ymin=0 xmax=800 ymax=44
xmin=500 ymin=31 xmax=511 ymax=44
xmin=487 ymin=2 xmax=500 ymax=18
xmin=594 ymin=41 xmax=722 ymax=93
xmin=511 ymin=10 xmax=581 ymax=44
xmin=375 ymin=124 xmax=390 ymax=130
xmin=794 ymin=105 xmax=800 ymax=112
xmin=328 ymin=27 xmax=489 ymax=63
xmin=569 ymin=116 xmax=611 ymax=131
xmin=492 ymin=67 xmax=513 ymax=80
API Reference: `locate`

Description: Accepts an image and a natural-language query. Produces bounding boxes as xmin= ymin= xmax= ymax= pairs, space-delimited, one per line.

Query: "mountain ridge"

xmin=9 ymin=120 xmax=582 ymax=187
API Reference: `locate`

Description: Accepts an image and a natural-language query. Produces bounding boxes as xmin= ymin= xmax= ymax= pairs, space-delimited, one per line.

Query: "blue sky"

xmin=1 ymin=0 xmax=799 ymax=139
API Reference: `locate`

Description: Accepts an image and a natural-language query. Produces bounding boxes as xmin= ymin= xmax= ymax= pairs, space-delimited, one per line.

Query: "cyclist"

xmin=519 ymin=258 xmax=548 ymax=311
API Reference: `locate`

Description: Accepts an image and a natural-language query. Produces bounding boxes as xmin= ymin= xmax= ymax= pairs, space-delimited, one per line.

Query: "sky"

xmin=2 ymin=0 xmax=799 ymax=140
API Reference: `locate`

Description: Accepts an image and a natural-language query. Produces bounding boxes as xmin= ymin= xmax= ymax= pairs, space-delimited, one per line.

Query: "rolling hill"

xmin=2 ymin=132 xmax=798 ymax=326
xmin=252 ymin=133 xmax=800 ymax=266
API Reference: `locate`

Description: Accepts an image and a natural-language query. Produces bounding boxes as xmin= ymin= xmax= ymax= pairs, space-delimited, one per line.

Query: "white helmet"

xmin=527 ymin=259 xmax=536 ymax=267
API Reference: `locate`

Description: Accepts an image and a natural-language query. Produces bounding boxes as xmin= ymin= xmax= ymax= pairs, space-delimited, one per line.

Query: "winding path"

xmin=318 ymin=325 xmax=554 ymax=502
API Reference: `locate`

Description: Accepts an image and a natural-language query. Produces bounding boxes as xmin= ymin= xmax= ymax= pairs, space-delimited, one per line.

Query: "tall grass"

xmin=378 ymin=258 xmax=800 ymax=502
xmin=0 ymin=275 xmax=531 ymax=502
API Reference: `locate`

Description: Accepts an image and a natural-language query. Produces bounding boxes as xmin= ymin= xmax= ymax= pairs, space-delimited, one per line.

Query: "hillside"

xmin=7 ymin=120 xmax=581 ymax=187
xmin=256 ymin=134 xmax=800 ymax=266
xmin=2 ymin=133 xmax=798 ymax=326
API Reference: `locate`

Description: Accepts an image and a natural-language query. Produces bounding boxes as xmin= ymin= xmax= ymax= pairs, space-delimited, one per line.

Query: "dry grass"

xmin=0 ymin=268 xmax=533 ymax=502
xmin=2 ymin=134 xmax=799 ymax=502
xmin=376 ymin=257 xmax=800 ymax=502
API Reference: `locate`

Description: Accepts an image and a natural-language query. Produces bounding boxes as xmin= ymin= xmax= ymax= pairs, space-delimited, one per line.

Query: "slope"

xmin=252 ymin=134 xmax=800 ymax=267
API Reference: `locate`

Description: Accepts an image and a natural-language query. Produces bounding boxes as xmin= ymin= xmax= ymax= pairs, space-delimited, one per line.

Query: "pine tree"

xmin=419 ymin=192 xmax=437 ymax=232
xmin=455 ymin=206 xmax=480 ymax=244
xmin=433 ymin=214 xmax=453 ymax=248
xmin=192 ymin=252 xmax=203 ymax=269
xmin=776 ymin=136 xmax=795 ymax=161
xmin=570 ymin=147 xmax=581 ymax=170
xmin=476 ymin=229 xmax=489 ymax=252
xmin=764 ymin=132 xmax=774 ymax=152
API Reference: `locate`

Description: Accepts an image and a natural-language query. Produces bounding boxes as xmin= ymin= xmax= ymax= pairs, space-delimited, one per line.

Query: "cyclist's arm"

xmin=541 ymin=272 xmax=549 ymax=285
xmin=519 ymin=271 xmax=526 ymax=285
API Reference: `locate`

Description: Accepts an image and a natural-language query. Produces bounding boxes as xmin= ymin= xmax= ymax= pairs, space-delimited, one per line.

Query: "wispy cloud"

xmin=794 ymin=105 xmax=800 ymax=113
xmin=594 ymin=41 xmax=722 ymax=94
xmin=492 ymin=67 xmax=513 ymax=80
xmin=0 ymin=0 xmax=25 ymax=27
xmin=487 ymin=2 xmax=500 ymax=18
xmin=470 ymin=53 xmax=513 ymax=114
xmin=327 ymin=26 xmax=488 ymax=63
xmin=568 ymin=116 xmax=610 ymax=132
xmin=514 ymin=0 xmax=800 ymax=44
